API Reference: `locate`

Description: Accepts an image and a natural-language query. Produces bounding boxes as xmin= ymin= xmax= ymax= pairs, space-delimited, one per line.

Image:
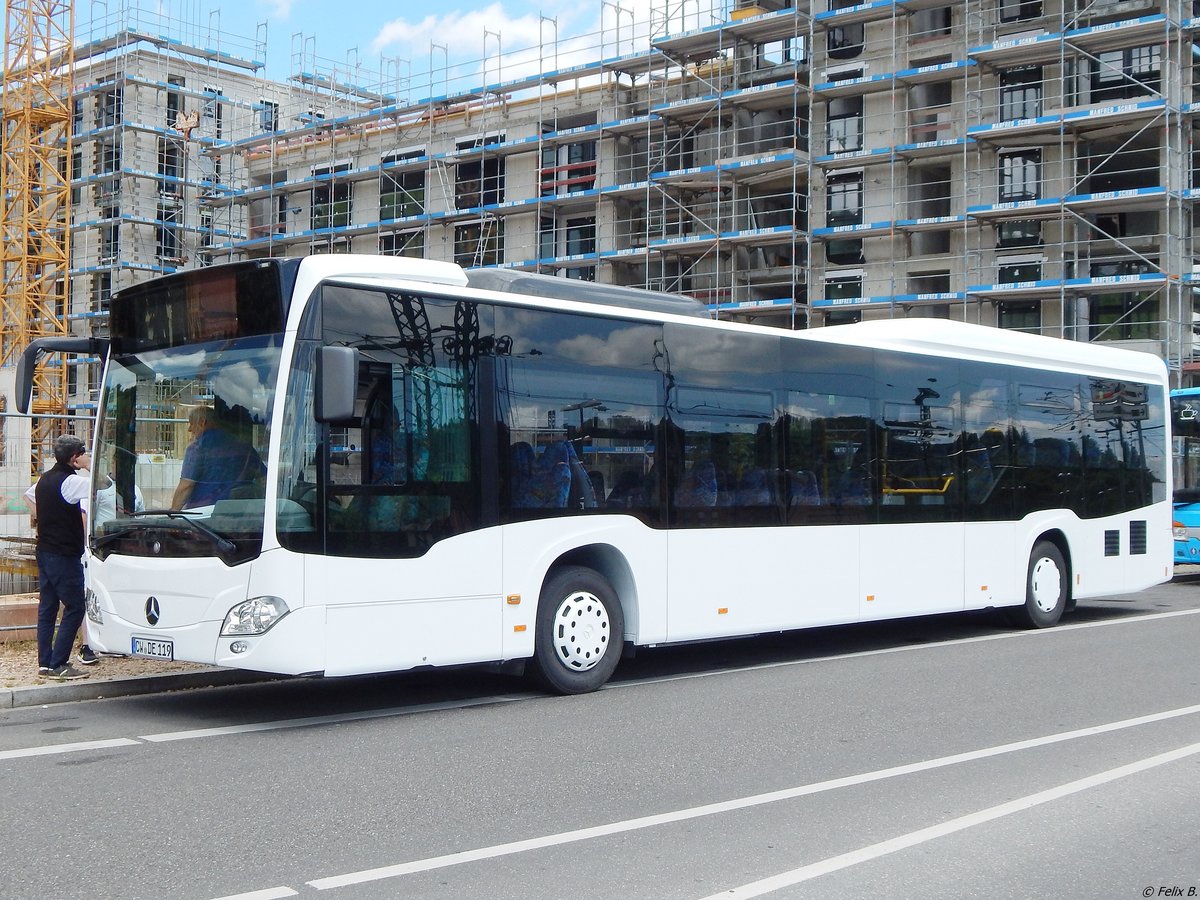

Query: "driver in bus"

xmin=171 ymin=406 xmax=266 ymax=510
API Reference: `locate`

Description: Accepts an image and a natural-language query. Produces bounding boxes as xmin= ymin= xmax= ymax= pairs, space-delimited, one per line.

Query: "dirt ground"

xmin=0 ymin=639 xmax=205 ymax=690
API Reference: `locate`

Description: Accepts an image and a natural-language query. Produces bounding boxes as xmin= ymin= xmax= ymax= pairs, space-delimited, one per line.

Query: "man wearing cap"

xmin=23 ymin=435 xmax=93 ymax=681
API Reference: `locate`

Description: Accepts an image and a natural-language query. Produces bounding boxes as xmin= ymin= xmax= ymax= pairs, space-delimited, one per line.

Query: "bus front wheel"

xmin=1011 ymin=540 xmax=1068 ymax=629
xmin=531 ymin=566 xmax=625 ymax=695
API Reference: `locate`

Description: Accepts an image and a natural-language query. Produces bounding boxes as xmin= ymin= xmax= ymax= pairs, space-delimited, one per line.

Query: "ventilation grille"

xmin=1104 ymin=530 xmax=1120 ymax=557
xmin=1130 ymin=520 xmax=1147 ymax=556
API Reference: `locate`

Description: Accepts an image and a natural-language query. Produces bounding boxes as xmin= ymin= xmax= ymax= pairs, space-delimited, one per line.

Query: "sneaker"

xmin=77 ymin=645 xmax=99 ymax=665
xmin=38 ymin=666 xmax=50 ymax=677
xmin=45 ymin=664 xmax=88 ymax=681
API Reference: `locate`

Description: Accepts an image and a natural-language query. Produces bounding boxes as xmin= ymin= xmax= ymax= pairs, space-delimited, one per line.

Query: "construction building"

xmin=1 ymin=0 xmax=1196 ymax=587
xmin=7 ymin=0 xmax=1200 ymax=466
xmin=192 ymin=0 xmax=1198 ymax=384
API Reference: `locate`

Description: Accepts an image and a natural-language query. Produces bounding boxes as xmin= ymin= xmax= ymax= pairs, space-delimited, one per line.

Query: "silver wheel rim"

xmin=1030 ymin=556 xmax=1062 ymax=614
xmin=552 ymin=590 xmax=610 ymax=672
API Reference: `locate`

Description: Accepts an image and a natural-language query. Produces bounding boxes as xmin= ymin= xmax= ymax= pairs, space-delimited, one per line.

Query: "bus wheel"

xmin=531 ymin=566 xmax=624 ymax=695
xmin=1011 ymin=540 xmax=1068 ymax=629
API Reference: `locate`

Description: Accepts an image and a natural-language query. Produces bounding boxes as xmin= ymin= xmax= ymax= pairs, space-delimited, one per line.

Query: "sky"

xmin=97 ymin=0 xmax=692 ymax=102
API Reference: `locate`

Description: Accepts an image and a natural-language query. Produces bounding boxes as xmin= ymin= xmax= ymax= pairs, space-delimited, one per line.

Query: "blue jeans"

xmin=36 ymin=550 xmax=85 ymax=670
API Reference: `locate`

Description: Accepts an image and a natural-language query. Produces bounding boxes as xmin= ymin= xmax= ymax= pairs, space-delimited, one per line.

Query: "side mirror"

xmin=16 ymin=337 xmax=106 ymax=414
xmin=316 ymin=346 xmax=358 ymax=423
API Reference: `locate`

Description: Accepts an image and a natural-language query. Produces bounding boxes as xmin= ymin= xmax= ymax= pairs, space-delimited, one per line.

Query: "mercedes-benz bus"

xmin=17 ymin=255 xmax=1172 ymax=693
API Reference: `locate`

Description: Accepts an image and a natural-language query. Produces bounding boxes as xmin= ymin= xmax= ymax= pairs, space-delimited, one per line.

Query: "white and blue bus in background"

xmin=1171 ymin=387 xmax=1200 ymax=564
xmin=17 ymin=256 xmax=1174 ymax=693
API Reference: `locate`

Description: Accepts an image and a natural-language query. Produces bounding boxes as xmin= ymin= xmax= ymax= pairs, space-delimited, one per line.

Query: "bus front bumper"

xmin=89 ymin=605 xmax=326 ymax=675
xmin=1174 ymin=537 xmax=1200 ymax=566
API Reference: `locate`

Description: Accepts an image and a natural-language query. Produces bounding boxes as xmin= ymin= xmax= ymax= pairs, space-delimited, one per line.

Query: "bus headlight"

xmin=85 ymin=588 xmax=102 ymax=625
xmin=221 ymin=596 xmax=289 ymax=636
xmin=1174 ymin=521 xmax=1188 ymax=541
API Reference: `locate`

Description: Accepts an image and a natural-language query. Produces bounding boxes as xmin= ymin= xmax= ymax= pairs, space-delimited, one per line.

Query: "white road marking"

xmin=697 ymin=740 xmax=1200 ymax=898
xmin=210 ymin=888 xmax=298 ymax=900
xmin=0 ymin=737 xmax=140 ymax=761
xmin=304 ymin=701 xmax=1200 ymax=891
xmin=4 ymin=609 xmax=1195 ymax=763
xmin=2 ymin=608 xmax=1195 ymax=763
xmin=138 ymin=695 xmax=524 ymax=742
xmin=612 ymin=606 xmax=1200 ymax=688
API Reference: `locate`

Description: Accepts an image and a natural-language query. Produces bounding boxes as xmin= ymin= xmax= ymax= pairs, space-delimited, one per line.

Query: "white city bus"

xmin=18 ymin=255 xmax=1172 ymax=693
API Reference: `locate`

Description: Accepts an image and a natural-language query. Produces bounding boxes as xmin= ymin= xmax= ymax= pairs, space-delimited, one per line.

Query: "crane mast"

xmin=1 ymin=0 xmax=74 ymax=474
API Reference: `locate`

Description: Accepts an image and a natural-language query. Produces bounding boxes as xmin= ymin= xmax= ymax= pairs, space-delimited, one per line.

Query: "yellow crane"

xmin=1 ymin=0 xmax=74 ymax=475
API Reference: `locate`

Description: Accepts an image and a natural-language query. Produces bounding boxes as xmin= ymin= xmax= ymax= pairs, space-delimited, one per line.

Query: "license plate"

xmin=131 ymin=637 xmax=174 ymax=660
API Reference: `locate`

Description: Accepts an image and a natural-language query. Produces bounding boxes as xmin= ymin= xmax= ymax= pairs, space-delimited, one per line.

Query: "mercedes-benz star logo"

xmin=145 ymin=596 xmax=160 ymax=626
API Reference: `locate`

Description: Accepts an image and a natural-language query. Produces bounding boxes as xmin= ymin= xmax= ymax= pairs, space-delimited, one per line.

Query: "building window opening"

xmin=998 ymin=149 xmax=1041 ymax=202
xmin=999 ymin=66 xmax=1042 ymax=121
xmin=312 ymin=164 xmax=351 ymax=230
xmin=827 ymin=96 xmax=863 ymax=154
xmin=826 ymin=172 xmax=863 ymax=227
xmin=380 ymin=230 xmax=425 ymax=258
xmin=380 ymin=154 xmax=426 ymax=220
xmin=999 ymin=300 xmax=1040 ymax=332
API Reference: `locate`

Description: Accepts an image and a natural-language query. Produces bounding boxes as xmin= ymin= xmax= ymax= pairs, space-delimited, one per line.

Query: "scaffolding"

xmin=191 ymin=0 xmax=1195 ymax=380
xmin=0 ymin=0 xmax=1193 ymax=587
xmin=1 ymin=0 xmax=75 ymax=474
xmin=7 ymin=0 xmax=1200 ymax=458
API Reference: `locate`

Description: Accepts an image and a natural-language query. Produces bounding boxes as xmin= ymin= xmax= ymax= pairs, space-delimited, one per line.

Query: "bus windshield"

xmin=91 ymin=261 xmax=289 ymax=564
xmin=1172 ymin=389 xmax=1200 ymax=495
xmin=91 ymin=335 xmax=281 ymax=563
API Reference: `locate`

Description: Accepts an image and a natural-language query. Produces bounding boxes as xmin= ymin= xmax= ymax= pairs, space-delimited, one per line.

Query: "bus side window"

xmin=784 ymin=389 xmax=872 ymax=523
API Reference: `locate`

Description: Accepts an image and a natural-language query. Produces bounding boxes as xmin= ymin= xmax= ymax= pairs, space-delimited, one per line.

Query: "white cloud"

xmin=366 ymin=0 xmax=699 ymax=94
xmin=259 ymin=0 xmax=295 ymax=20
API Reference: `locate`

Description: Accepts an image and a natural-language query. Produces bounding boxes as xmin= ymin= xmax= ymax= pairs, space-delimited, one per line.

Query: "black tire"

xmin=530 ymin=566 xmax=624 ymax=695
xmin=1009 ymin=540 xmax=1068 ymax=628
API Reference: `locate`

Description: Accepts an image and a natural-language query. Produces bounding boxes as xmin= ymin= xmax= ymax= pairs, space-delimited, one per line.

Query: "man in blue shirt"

xmin=171 ymin=407 xmax=265 ymax=510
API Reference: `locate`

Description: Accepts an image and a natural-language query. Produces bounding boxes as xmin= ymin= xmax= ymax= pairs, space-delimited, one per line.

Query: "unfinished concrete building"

xmin=192 ymin=0 xmax=1200 ymax=384
xmin=14 ymin=0 xmax=1200 ymax=436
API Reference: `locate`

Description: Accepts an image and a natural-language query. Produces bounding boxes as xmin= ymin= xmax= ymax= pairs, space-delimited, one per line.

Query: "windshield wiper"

xmin=125 ymin=509 xmax=238 ymax=557
xmin=90 ymin=525 xmax=142 ymax=553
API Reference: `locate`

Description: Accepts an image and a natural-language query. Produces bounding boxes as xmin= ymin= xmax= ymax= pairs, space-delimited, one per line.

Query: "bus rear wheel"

xmin=1010 ymin=540 xmax=1068 ymax=629
xmin=531 ymin=566 xmax=624 ymax=695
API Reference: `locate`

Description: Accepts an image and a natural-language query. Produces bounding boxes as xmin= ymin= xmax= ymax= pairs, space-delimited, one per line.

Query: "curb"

xmin=0 ymin=668 xmax=283 ymax=709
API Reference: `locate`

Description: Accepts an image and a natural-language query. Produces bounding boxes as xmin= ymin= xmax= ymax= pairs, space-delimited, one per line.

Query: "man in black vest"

xmin=25 ymin=435 xmax=92 ymax=680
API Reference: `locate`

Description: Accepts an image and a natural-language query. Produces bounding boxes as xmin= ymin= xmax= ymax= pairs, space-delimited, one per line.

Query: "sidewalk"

xmin=0 ymin=640 xmax=280 ymax=709
xmin=0 ymin=667 xmax=280 ymax=709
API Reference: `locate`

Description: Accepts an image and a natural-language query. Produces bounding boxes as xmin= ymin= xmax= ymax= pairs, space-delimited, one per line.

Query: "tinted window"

xmin=1014 ymin=376 xmax=1084 ymax=516
xmin=877 ymin=354 xmax=960 ymax=522
xmin=960 ymin=361 xmax=1015 ymax=521
xmin=781 ymin=341 xmax=875 ymax=525
xmin=278 ymin=286 xmax=492 ymax=557
xmin=496 ymin=306 xmax=665 ymax=524
xmin=111 ymin=261 xmax=289 ymax=353
xmin=666 ymin=324 xmax=782 ymax=527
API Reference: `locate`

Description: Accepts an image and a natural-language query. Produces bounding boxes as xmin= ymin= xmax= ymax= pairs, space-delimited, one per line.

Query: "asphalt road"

xmin=1 ymin=580 xmax=1198 ymax=900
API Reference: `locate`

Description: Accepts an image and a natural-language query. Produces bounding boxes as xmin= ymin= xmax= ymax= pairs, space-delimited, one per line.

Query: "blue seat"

xmin=675 ymin=460 xmax=718 ymax=508
xmin=736 ymin=468 xmax=775 ymax=506
xmin=789 ymin=469 xmax=821 ymax=506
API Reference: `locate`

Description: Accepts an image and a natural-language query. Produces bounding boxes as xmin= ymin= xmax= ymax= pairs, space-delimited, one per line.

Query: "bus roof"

xmin=805 ymin=317 xmax=1169 ymax=384
xmin=279 ymin=256 xmax=1169 ymax=386
xmin=464 ymin=269 xmax=709 ymax=318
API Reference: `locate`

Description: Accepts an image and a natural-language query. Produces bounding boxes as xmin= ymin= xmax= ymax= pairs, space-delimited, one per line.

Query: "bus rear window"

xmin=109 ymin=262 xmax=288 ymax=353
